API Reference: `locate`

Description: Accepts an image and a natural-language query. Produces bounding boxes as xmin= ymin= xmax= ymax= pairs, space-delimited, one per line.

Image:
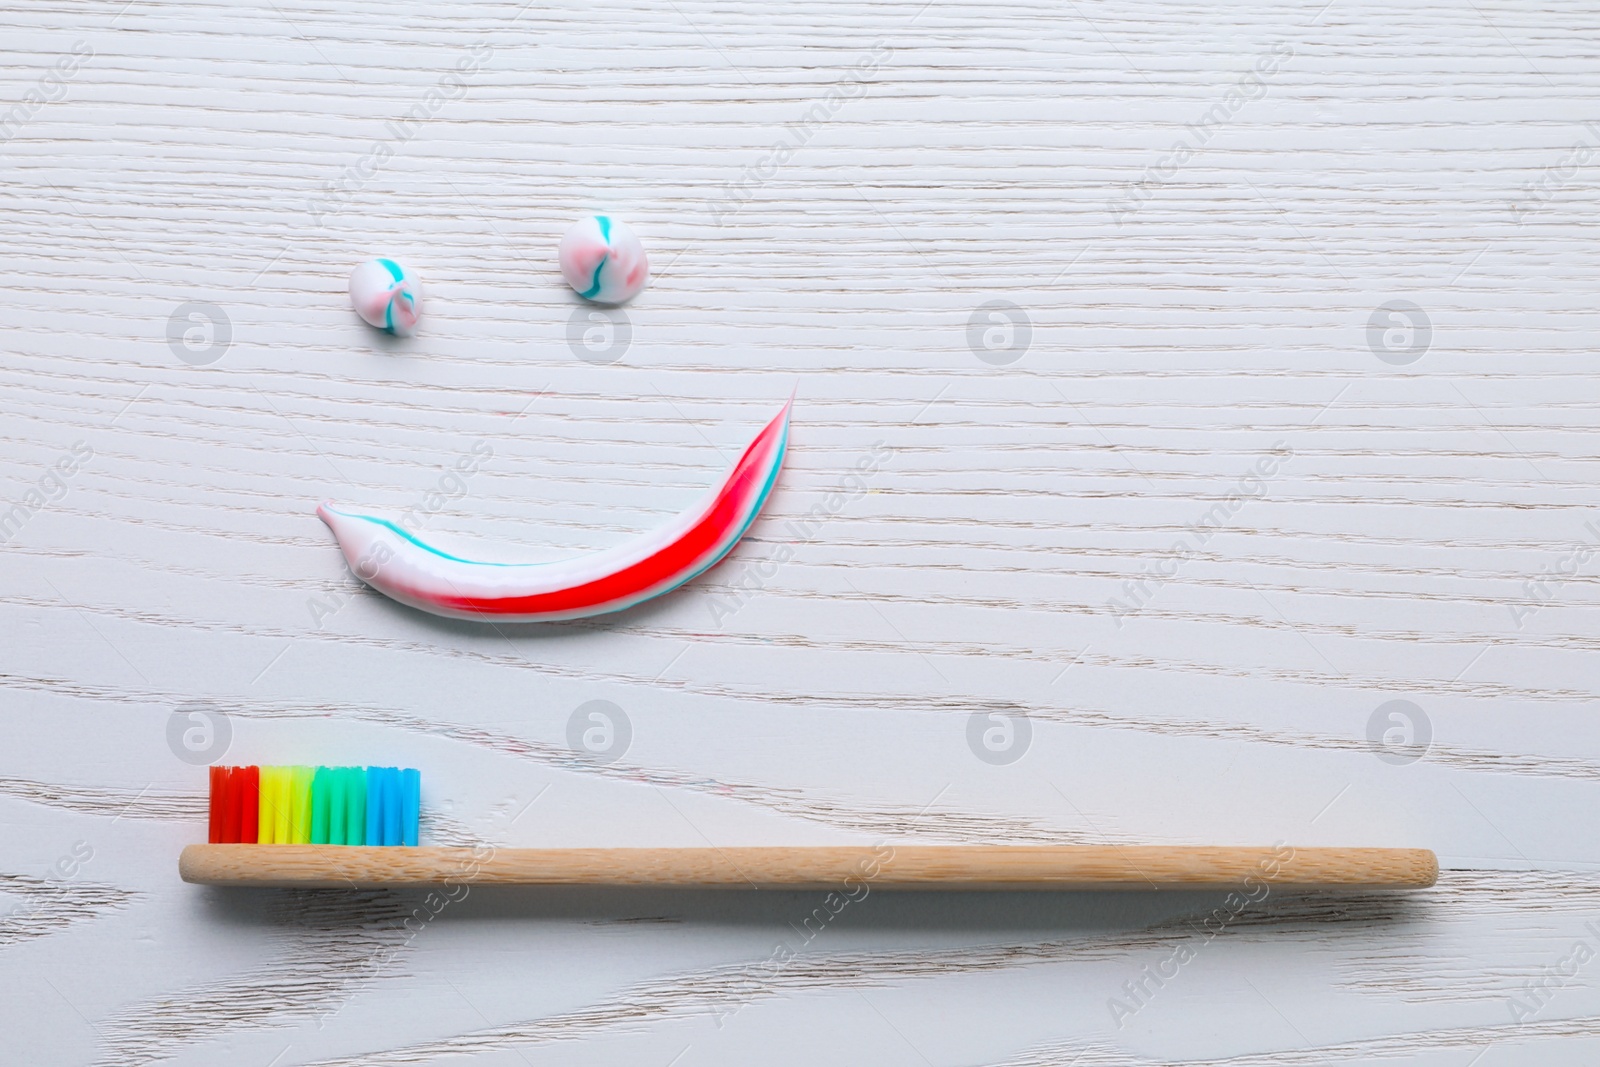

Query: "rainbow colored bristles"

xmin=208 ymin=766 xmax=419 ymax=846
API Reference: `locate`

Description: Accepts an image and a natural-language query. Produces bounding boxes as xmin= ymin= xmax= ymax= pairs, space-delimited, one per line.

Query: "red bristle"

xmin=238 ymin=765 xmax=259 ymax=844
xmin=208 ymin=766 xmax=224 ymax=844
xmin=220 ymin=767 xmax=241 ymax=844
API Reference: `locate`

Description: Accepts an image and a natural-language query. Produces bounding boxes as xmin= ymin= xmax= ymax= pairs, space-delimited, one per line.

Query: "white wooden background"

xmin=3 ymin=0 xmax=1599 ymax=1062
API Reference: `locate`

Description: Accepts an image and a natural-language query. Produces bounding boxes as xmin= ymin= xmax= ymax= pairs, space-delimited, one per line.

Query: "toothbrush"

xmin=181 ymin=767 xmax=1438 ymax=889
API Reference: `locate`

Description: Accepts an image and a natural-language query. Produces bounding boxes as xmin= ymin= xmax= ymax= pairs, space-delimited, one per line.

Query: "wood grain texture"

xmin=1 ymin=0 xmax=1598 ymax=1062
xmin=177 ymin=844 xmax=1439 ymax=888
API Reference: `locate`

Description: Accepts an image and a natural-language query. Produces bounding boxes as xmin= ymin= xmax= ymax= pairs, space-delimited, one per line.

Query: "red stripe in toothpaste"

xmin=318 ymin=399 xmax=793 ymax=623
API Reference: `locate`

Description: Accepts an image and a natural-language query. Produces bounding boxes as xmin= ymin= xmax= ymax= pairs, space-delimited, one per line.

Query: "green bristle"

xmin=327 ymin=767 xmax=347 ymax=844
xmin=310 ymin=767 xmax=330 ymax=845
xmin=344 ymin=766 xmax=367 ymax=845
xmin=334 ymin=767 xmax=349 ymax=846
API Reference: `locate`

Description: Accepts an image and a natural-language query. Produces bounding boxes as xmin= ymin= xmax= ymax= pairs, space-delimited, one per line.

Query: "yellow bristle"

xmin=272 ymin=767 xmax=292 ymax=845
xmin=257 ymin=766 xmax=278 ymax=844
xmin=289 ymin=766 xmax=314 ymax=844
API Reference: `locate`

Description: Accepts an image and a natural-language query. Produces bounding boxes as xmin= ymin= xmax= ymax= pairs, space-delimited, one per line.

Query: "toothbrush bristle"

xmin=206 ymin=766 xmax=420 ymax=846
xmin=208 ymin=767 xmax=223 ymax=843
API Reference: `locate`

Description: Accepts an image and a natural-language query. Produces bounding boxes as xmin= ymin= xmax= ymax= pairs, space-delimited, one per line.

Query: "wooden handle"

xmin=179 ymin=844 xmax=1437 ymax=889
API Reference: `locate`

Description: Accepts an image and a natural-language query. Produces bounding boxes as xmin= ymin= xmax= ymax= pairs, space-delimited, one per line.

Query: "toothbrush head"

xmin=207 ymin=765 xmax=419 ymax=846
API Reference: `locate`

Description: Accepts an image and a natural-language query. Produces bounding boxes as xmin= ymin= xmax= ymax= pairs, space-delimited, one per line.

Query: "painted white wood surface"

xmin=2 ymin=0 xmax=1598 ymax=1062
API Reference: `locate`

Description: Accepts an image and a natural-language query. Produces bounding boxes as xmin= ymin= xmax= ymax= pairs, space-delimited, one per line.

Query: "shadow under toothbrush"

xmin=193 ymin=880 xmax=1435 ymax=939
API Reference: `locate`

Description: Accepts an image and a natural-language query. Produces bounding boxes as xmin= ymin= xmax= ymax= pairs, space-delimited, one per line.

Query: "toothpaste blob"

xmin=558 ymin=215 xmax=649 ymax=304
xmin=349 ymin=258 xmax=422 ymax=336
xmin=318 ymin=400 xmax=791 ymax=623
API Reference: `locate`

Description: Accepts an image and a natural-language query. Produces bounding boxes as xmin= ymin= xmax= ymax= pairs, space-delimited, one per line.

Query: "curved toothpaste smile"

xmin=317 ymin=400 xmax=792 ymax=623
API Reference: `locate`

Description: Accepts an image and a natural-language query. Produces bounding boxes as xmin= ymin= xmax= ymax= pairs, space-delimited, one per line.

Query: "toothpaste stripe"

xmin=319 ymin=400 xmax=792 ymax=623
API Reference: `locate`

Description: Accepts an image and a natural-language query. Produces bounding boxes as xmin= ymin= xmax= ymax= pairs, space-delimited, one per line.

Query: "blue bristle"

xmin=382 ymin=767 xmax=402 ymax=846
xmin=365 ymin=767 xmax=383 ymax=846
xmin=401 ymin=768 xmax=420 ymax=847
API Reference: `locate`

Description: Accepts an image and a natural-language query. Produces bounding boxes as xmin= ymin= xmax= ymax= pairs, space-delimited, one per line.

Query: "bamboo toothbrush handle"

xmin=179 ymin=844 xmax=1437 ymax=889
